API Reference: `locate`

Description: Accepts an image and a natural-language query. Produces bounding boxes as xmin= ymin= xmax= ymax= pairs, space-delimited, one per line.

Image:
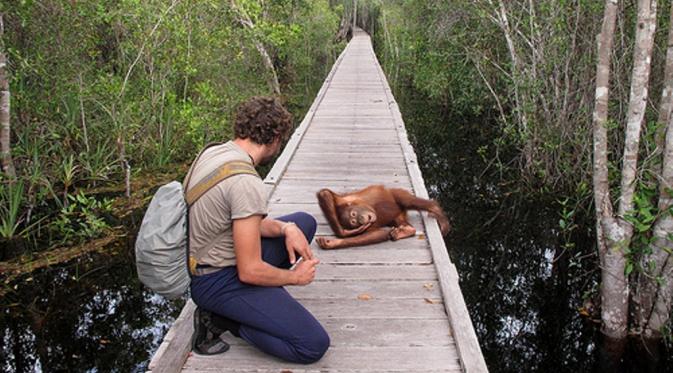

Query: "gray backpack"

xmin=135 ymin=145 xmax=258 ymax=299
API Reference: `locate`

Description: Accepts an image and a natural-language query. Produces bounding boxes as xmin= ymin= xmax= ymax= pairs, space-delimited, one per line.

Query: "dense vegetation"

xmin=0 ymin=0 xmax=344 ymax=256
xmin=363 ymin=1 xmax=668 ymax=195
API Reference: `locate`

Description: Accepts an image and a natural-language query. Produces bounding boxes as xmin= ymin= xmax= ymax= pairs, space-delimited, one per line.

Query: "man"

xmin=185 ymin=96 xmax=329 ymax=363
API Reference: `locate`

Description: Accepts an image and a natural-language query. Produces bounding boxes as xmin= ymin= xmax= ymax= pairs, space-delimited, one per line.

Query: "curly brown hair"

xmin=234 ymin=96 xmax=293 ymax=145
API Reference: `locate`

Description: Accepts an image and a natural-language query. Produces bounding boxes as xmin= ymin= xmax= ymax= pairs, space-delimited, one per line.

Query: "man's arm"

xmin=233 ymin=215 xmax=317 ymax=286
xmin=260 ymin=217 xmax=314 ymax=262
xmin=259 ymin=218 xmax=291 ymax=238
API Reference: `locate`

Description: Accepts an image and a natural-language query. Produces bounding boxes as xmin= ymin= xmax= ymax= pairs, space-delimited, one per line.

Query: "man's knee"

xmin=287 ymin=211 xmax=317 ymax=242
xmin=295 ymin=327 xmax=330 ymax=364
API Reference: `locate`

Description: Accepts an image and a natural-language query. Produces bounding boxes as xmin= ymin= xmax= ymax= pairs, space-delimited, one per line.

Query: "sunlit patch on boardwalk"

xmin=149 ymin=28 xmax=487 ymax=373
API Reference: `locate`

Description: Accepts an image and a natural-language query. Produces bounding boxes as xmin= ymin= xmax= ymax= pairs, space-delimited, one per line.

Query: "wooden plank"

xmin=314 ymin=101 xmax=389 ymax=107
xmin=148 ymin=300 xmax=196 ymax=373
xmin=314 ymin=247 xmax=432 ymax=264
xmin=293 ymin=298 xmax=446 ymax=319
xmin=215 ymin=318 xmax=453 ymax=347
xmin=314 ymin=263 xmax=437 ymax=281
xmin=316 ymin=109 xmax=392 ymax=117
xmin=286 ymin=158 xmax=407 ymax=168
xmin=298 ymin=139 xmax=400 ymax=146
xmin=283 ymin=169 xmax=406 ymax=178
xmin=283 ymin=167 xmax=406 ymax=176
xmin=318 ymin=101 xmax=389 ymax=106
xmin=287 ymin=280 xmax=441 ymax=299
xmin=291 ymin=153 xmax=406 ymax=161
xmin=312 ymin=105 xmax=391 ymax=112
xmin=305 ymin=126 xmax=398 ymax=132
xmin=294 ymin=152 xmax=406 ymax=161
xmin=302 ymin=132 xmax=400 ymax=140
xmin=269 ymin=179 xmax=412 ymax=192
xmin=183 ymin=346 xmax=461 ymax=371
xmin=279 ymin=174 xmax=411 ymax=183
xmin=296 ymin=144 xmax=402 ymax=153
xmin=373 ymin=33 xmax=488 ymax=373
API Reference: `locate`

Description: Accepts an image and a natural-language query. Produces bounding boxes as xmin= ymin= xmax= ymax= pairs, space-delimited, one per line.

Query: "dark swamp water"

xmin=2 ymin=97 xmax=672 ymax=372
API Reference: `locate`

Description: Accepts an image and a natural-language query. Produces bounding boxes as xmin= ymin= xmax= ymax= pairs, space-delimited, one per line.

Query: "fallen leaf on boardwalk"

xmin=423 ymin=283 xmax=434 ymax=290
xmin=357 ymin=294 xmax=372 ymax=301
xmin=417 ymin=233 xmax=426 ymax=240
xmin=281 ymin=370 xmax=293 ymax=373
xmin=424 ymin=298 xmax=441 ymax=304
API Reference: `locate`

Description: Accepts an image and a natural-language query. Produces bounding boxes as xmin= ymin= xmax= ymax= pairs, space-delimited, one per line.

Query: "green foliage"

xmin=51 ymin=191 xmax=113 ymax=245
xmin=0 ymin=181 xmax=26 ymax=239
xmin=623 ymin=183 xmax=660 ymax=276
xmin=663 ymin=322 xmax=673 ymax=350
xmin=1 ymin=0 xmax=344 ymax=252
xmin=79 ymin=142 xmax=119 ymax=186
xmin=558 ymin=197 xmax=578 ymax=251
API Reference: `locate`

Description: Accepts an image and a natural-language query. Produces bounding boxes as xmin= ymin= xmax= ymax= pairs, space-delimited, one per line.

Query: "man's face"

xmin=259 ymin=138 xmax=283 ymax=165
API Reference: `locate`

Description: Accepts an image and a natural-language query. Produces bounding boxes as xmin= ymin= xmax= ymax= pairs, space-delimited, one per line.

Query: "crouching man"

xmin=185 ymin=96 xmax=329 ymax=363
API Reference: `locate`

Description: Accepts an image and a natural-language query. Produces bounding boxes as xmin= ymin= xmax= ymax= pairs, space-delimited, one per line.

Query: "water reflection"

xmin=1 ymin=245 xmax=184 ymax=373
xmin=400 ymin=96 xmax=603 ymax=372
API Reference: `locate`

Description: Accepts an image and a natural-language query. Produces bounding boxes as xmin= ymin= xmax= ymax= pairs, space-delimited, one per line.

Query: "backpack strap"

xmin=184 ymin=161 xmax=258 ymax=275
xmin=185 ymin=160 xmax=258 ymax=206
xmin=183 ymin=142 xmax=223 ymax=191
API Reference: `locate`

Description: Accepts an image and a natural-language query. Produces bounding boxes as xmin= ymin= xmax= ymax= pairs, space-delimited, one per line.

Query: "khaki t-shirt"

xmin=185 ymin=141 xmax=268 ymax=267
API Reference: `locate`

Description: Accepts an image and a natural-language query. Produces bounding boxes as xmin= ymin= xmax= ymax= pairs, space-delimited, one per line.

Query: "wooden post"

xmin=0 ymin=13 xmax=16 ymax=178
xmin=353 ymin=0 xmax=357 ymax=29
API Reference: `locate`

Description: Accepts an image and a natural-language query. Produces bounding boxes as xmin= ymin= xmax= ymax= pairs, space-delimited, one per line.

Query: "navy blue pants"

xmin=190 ymin=212 xmax=330 ymax=364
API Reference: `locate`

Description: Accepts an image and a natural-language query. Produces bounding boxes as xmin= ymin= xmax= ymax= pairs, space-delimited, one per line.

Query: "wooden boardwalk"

xmin=149 ymin=28 xmax=487 ymax=373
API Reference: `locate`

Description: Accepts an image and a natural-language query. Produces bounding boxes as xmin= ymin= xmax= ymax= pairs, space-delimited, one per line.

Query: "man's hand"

xmin=284 ymin=223 xmax=314 ymax=264
xmin=292 ymin=258 xmax=320 ymax=285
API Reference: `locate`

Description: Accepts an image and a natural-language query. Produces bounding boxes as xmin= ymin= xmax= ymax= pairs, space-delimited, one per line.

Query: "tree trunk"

xmin=644 ymin=118 xmax=673 ymax=335
xmin=656 ymin=2 xmax=673 ymax=152
xmin=231 ymin=1 xmax=281 ymax=96
xmin=0 ymin=14 xmax=16 ymax=178
xmin=636 ymin=83 xmax=673 ymax=338
xmin=592 ymin=0 xmax=626 ymax=341
xmin=593 ymin=0 xmax=658 ymax=348
xmin=633 ymin=1 xmax=673 ymax=341
xmin=618 ymin=0 xmax=657 ymax=241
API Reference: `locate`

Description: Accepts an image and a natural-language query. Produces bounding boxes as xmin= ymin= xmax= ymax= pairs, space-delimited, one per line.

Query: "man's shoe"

xmin=192 ymin=308 xmax=230 ymax=355
xmin=210 ymin=312 xmax=242 ymax=338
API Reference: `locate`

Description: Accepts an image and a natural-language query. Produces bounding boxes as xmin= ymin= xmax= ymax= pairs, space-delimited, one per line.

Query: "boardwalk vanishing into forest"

xmin=149 ymin=28 xmax=487 ymax=373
